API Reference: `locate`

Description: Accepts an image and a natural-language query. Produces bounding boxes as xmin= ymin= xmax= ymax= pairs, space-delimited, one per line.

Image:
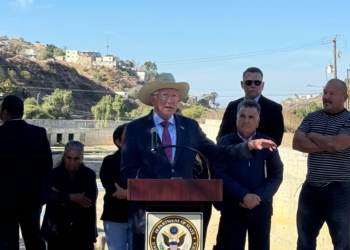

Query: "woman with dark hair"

xmin=100 ymin=123 xmax=132 ymax=250
xmin=41 ymin=140 xmax=98 ymax=250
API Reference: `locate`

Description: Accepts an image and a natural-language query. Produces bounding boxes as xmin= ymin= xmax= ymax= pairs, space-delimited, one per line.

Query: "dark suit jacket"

xmin=121 ymin=110 xmax=254 ymax=233
xmin=0 ymin=120 xmax=53 ymax=203
xmin=214 ymin=131 xmax=283 ymax=218
xmin=217 ymin=95 xmax=284 ymax=146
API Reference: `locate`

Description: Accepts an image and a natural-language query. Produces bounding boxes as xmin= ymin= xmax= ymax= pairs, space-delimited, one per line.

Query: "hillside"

xmin=0 ymin=37 xmax=324 ymax=120
xmin=281 ymin=94 xmax=322 ymax=112
xmin=0 ymin=52 xmax=141 ymax=115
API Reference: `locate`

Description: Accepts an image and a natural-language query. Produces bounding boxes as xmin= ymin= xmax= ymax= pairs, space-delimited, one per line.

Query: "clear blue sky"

xmin=1 ymin=0 xmax=350 ymax=107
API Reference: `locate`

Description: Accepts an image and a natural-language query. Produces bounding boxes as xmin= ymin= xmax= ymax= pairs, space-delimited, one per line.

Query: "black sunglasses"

xmin=245 ymin=80 xmax=262 ymax=86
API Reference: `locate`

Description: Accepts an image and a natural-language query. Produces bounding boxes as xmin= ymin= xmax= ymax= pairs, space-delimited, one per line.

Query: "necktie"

xmin=160 ymin=121 xmax=172 ymax=162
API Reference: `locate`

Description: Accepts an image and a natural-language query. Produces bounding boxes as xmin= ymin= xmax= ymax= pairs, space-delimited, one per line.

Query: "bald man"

xmin=293 ymin=79 xmax=350 ymax=250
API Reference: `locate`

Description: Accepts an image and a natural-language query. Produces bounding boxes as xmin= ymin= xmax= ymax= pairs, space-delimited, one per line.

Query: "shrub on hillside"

xmin=182 ymin=105 xmax=208 ymax=119
xmin=20 ymin=70 xmax=32 ymax=80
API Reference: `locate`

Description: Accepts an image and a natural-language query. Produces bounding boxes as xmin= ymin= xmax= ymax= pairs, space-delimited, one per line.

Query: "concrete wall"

xmin=25 ymin=118 xmax=220 ymax=146
xmin=271 ymin=147 xmax=332 ymax=249
xmin=26 ymin=119 xmax=126 ymax=146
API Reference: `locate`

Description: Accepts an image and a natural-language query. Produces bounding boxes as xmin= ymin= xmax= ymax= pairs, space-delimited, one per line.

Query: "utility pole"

xmin=333 ymin=36 xmax=337 ymax=79
xmin=347 ymin=68 xmax=350 ymax=110
xmin=36 ymin=93 xmax=40 ymax=118
xmin=106 ymin=39 xmax=109 ymax=55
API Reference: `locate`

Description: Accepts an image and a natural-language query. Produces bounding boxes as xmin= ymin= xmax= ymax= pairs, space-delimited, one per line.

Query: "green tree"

xmin=45 ymin=44 xmax=56 ymax=54
xmin=24 ymin=97 xmax=53 ymax=119
xmin=41 ymin=50 xmax=53 ymax=60
xmin=112 ymin=95 xmax=127 ymax=118
xmin=197 ymin=92 xmax=219 ymax=109
xmin=41 ymin=44 xmax=59 ymax=60
xmin=126 ymin=105 xmax=153 ymax=119
xmin=292 ymin=101 xmax=322 ymax=118
xmin=208 ymin=92 xmax=219 ymax=109
xmin=0 ymin=73 xmax=29 ymax=97
xmin=8 ymin=69 xmax=17 ymax=80
xmin=0 ymin=79 xmax=16 ymax=95
xmin=53 ymin=47 xmax=65 ymax=57
xmin=293 ymin=107 xmax=307 ymax=118
xmin=103 ymin=74 xmax=113 ymax=84
xmin=93 ymin=72 xmax=103 ymax=82
xmin=143 ymin=61 xmax=158 ymax=80
xmin=41 ymin=89 xmax=74 ymax=119
xmin=91 ymin=94 xmax=127 ymax=121
xmin=20 ymin=70 xmax=32 ymax=80
xmin=182 ymin=105 xmax=208 ymax=119
xmin=308 ymin=101 xmax=322 ymax=113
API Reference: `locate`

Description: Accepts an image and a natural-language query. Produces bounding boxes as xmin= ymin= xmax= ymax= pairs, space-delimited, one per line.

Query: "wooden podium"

xmin=127 ymin=179 xmax=222 ymax=250
xmin=128 ymin=178 xmax=222 ymax=199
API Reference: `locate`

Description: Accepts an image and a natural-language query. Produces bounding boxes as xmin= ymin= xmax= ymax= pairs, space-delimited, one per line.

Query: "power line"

xmin=24 ymin=86 xmax=320 ymax=96
xmin=25 ymin=86 xmax=116 ymax=94
xmin=156 ymin=40 xmax=333 ymax=65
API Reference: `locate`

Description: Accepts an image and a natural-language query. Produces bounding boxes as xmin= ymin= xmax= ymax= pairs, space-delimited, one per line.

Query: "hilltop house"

xmin=115 ymin=91 xmax=128 ymax=99
xmin=66 ymin=50 xmax=101 ymax=66
xmin=21 ymin=49 xmax=40 ymax=59
xmin=93 ymin=55 xmax=119 ymax=68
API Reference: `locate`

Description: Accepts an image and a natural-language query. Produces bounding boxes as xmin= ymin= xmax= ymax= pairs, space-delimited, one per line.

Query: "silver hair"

xmin=54 ymin=140 xmax=85 ymax=167
xmin=64 ymin=140 xmax=84 ymax=156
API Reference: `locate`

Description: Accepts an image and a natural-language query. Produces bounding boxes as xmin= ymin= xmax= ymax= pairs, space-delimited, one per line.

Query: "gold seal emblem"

xmin=149 ymin=215 xmax=199 ymax=250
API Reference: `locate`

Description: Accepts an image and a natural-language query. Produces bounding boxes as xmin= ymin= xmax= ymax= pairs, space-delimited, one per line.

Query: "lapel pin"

xmin=180 ymin=126 xmax=184 ymax=130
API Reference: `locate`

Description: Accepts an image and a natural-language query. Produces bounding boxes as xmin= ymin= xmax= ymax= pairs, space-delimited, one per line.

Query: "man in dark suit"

xmin=121 ymin=73 xmax=279 ymax=250
xmin=217 ymin=67 xmax=284 ymax=146
xmin=0 ymin=95 xmax=53 ymax=250
xmin=214 ymin=100 xmax=283 ymax=250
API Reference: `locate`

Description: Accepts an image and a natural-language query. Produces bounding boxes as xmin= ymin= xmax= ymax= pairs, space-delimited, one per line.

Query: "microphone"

xmin=150 ymin=127 xmax=159 ymax=154
xmin=149 ymin=127 xmax=212 ymax=179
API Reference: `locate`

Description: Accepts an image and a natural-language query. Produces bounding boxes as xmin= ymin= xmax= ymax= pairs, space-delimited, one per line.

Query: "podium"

xmin=127 ymin=179 xmax=222 ymax=250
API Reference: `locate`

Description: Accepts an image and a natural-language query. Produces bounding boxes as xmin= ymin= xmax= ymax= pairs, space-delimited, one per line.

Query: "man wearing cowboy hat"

xmin=120 ymin=73 xmax=278 ymax=250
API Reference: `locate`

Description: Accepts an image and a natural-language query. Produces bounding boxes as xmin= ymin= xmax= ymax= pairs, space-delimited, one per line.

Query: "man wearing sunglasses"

xmin=217 ymin=67 xmax=284 ymax=146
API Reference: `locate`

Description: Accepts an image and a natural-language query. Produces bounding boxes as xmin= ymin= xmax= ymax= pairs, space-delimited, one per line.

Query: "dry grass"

xmin=281 ymin=132 xmax=294 ymax=148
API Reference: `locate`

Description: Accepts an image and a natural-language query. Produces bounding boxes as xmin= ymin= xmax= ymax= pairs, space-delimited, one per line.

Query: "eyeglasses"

xmin=152 ymin=93 xmax=179 ymax=101
xmin=245 ymin=80 xmax=262 ymax=86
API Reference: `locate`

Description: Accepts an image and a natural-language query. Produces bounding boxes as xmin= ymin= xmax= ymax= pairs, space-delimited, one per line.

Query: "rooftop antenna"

xmin=106 ymin=39 xmax=109 ymax=56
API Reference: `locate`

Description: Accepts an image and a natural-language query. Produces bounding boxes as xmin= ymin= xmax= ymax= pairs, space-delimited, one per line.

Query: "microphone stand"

xmin=159 ymin=144 xmax=212 ymax=180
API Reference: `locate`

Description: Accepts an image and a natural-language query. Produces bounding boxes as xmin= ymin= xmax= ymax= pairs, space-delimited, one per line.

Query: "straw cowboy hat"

xmin=138 ymin=73 xmax=190 ymax=106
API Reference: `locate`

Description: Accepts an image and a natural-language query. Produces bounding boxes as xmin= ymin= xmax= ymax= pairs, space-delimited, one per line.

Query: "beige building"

xmin=93 ymin=55 xmax=118 ymax=68
xmin=65 ymin=50 xmax=79 ymax=63
xmin=66 ymin=50 xmax=102 ymax=66
xmin=136 ymin=71 xmax=149 ymax=82
xmin=115 ymin=91 xmax=128 ymax=99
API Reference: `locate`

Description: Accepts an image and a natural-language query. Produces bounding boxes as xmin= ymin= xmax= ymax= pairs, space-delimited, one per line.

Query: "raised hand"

xmin=248 ymin=139 xmax=277 ymax=151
